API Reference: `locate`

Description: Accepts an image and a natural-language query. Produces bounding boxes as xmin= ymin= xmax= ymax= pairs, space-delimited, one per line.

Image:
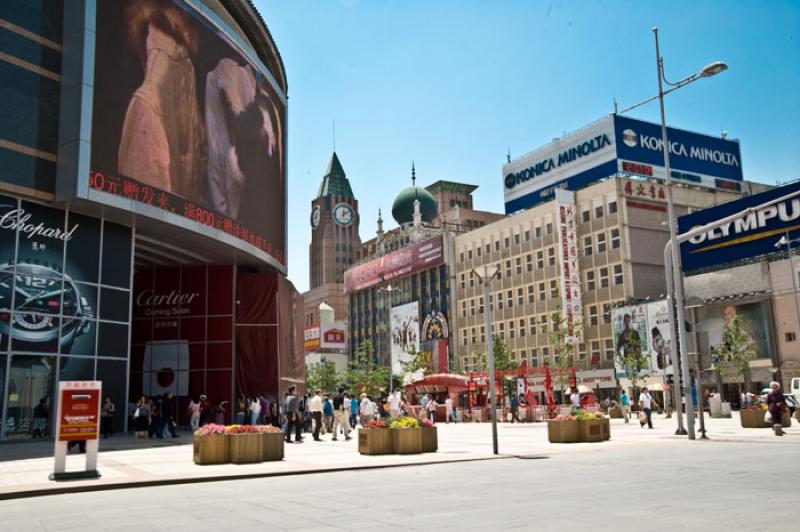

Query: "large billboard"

xmin=344 ymin=235 xmax=444 ymax=293
xmin=504 ymin=115 xmax=744 ymax=213
xmin=90 ymin=0 xmax=286 ymax=268
xmin=612 ymin=301 xmax=675 ymax=377
xmin=390 ymin=301 xmax=419 ymax=376
xmin=678 ymin=180 xmax=800 ymax=273
xmin=555 ymin=189 xmax=582 ymax=343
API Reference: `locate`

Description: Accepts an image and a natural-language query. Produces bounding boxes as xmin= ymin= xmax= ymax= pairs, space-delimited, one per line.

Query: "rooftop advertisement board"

xmin=344 ymin=235 xmax=444 ymax=293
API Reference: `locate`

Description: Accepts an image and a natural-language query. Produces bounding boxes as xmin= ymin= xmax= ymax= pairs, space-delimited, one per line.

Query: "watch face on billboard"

xmin=91 ymin=0 xmax=287 ymax=268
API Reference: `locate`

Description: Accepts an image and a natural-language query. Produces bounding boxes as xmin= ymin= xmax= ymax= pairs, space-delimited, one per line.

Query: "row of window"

xmin=462 ymin=338 xmax=616 ymax=369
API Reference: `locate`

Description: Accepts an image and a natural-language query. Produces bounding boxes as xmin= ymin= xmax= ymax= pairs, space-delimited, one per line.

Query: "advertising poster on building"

xmin=91 ymin=0 xmax=287 ymax=268
xmin=697 ymin=302 xmax=773 ymax=364
xmin=646 ymin=300 xmax=674 ymax=376
xmin=56 ymin=381 xmax=101 ymax=442
xmin=390 ymin=301 xmax=419 ymax=375
xmin=555 ymin=189 xmax=583 ymax=343
xmin=320 ymin=322 xmax=347 ymax=350
xmin=344 ymin=236 xmax=443 ymax=293
xmin=304 ymin=325 xmax=321 ymax=351
xmin=612 ymin=304 xmax=651 ymax=376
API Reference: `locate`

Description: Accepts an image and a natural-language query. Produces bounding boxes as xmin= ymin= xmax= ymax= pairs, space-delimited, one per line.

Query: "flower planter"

xmin=358 ymin=428 xmax=393 ymax=455
xmin=229 ymin=433 xmax=262 ymax=464
xmin=741 ymin=409 xmax=792 ymax=428
xmin=193 ymin=433 xmax=229 ymax=465
xmin=259 ymin=432 xmax=285 ymax=461
xmin=608 ymin=407 xmax=622 ymax=419
xmin=579 ymin=419 xmax=605 ymax=443
xmin=600 ymin=418 xmax=611 ymax=440
xmin=547 ymin=420 xmax=580 ymax=443
xmin=420 ymin=426 xmax=438 ymax=453
xmin=391 ymin=427 xmax=423 ymax=454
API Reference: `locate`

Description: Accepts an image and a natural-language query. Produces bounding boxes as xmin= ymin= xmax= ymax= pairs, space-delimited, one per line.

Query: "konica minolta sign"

xmin=678 ymin=180 xmax=800 ymax=273
xmin=503 ymin=114 xmax=744 ymax=213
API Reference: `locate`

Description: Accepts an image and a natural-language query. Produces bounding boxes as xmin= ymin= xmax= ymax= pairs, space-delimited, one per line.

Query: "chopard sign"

xmin=0 ymin=205 xmax=79 ymax=241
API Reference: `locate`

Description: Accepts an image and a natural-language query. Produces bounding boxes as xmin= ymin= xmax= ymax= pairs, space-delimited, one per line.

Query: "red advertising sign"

xmin=344 ymin=235 xmax=444 ymax=293
xmin=57 ymin=381 xmax=101 ymax=442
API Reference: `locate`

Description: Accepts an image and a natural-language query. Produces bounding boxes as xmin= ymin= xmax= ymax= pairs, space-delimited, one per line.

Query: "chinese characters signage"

xmin=320 ymin=322 xmax=347 ymax=349
xmin=57 ymin=381 xmax=101 ymax=442
xmin=344 ymin=236 xmax=444 ymax=293
xmin=555 ymin=189 xmax=582 ymax=343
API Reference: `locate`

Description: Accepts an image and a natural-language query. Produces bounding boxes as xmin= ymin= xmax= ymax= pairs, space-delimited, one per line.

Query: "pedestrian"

xmin=619 ymin=389 xmax=630 ymax=423
xmin=270 ymin=399 xmax=281 ymax=428
xmin=332 ymin=388 xmax=351 ymax=441
xmin=388 ymin=390 xmax=402 ymax=420
xmin=249 ymin=396 xmax=261 ymax=425
xmin=767 ymin=381 xmax=787 ymax=436
xmin=133 ymin=396 xmax=149 ymax=438
xmin=309 ymin=389 xmax=323 ymax=441
xmin=639 ymin=387 xmax=656 ymax=429
xmin=101 ymin=396 xmax=115 ymax=438
xmin=323 ymin=395 xmax=334 ymax=434
xmin=359 ymin=393 xmax=374 ymax=426
xmin=187 ymin=397 xmax=201 ymax=431
xmin=260 ymin=395 xmax=270 ymax=425
xmin=284 ymin=386 xmax=302 ymax=443
xmin=445 ymin=396 xmax=456 ymax=423
xmin=510 ymin=394 xmax=520 ymax=423
xmin=148 ymin=396 xmax=161 ymax=439
xmin=199 ymin=394 xmax=212 ymax=426
xmin=32 ymin=398 xmax=48 ymax=438
xmin=349 ymin=392 xmax=359 ymax=428
xmin=213 ymin=397 xmax=227 ymax=425
xmin=569 ymin=387 xmax=581 ymax=412
xmin=235 ymin=396 xmax=247 ymax=425
xmin=425 ymin=396 xmax=438 ymax=423
xmin=161 ymin=392 xmax=178 ymax=438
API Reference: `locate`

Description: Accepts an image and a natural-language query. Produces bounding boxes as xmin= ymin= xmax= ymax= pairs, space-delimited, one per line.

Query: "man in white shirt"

xmin=359 ymin=393 xmax=374 ymax=425
xmin=309 ymin=389 xmax=323 ymax=441
xmin=639 ymin=387 xmax=655 ymax=429
xmin=569 ymin=388 xmax=581 ymax=410
xmin=388 ymin=391 xmax=402 ymax=420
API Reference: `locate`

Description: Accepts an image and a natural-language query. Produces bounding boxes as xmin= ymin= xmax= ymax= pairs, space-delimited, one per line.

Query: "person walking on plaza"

xmin=323 ymin=395 xmax=334 ymax=434
xmin=332 ymin=388 xmax=351 ymax=441
xmin=639 ymin=387 xmax=656 ymax=429
xmin=569 ymin=387 xmax=581 ymax=412
xmin=101 ymin=396 xmax=116 ymax=438
xmin=161 ymin=392 xmax=178 ymax=438
xmin=445 ymin=396 xmax=456 ymax=424
xmin=235 ymin=396 xmax=247 ymax=425
xmin=285 ymin=386 xmax=302 ymax=443
xmin=359 ymin=393 xmax=374 ymax=426
xmin=309 ymin=389 xmax=323 ymax=441
xmin=187 ymin=397 xmax=201 ymax=431
xmin=767 ymin=381 xmax=787 ymax=436
xmin=510 ymin=394 xmax=520 ymax=423
xmin=249 ymin=396 xmax=261 ymax=426
xmin=350 ymin=392 xmax=359 ymax=428
xmin=425 ymin=396 xmax=438 ymax=423
xmin=213 ymin=397 xmax=227 ymax=425
xmin=619 ymin=389 xmax=630 ymax=423
xmin=198 ymin=394 xmax=212 ymax=426
xmin=270 ymin=399 xmax=281 ymax=428
xmin=388 ymin=390 xmax=402 ymax=420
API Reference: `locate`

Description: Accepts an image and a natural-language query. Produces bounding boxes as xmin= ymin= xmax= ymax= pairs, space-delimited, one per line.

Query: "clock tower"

xmin=304 ymin=152 xmax=360 ymax=329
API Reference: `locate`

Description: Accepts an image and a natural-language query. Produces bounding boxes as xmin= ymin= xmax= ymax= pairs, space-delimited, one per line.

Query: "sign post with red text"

xmin=50 ymin=381 xmax=102 ymax=481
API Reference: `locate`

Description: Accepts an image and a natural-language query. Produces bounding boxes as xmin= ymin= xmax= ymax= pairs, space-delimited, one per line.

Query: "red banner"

xmin=344 ymin=235 xmax=444 ymax=293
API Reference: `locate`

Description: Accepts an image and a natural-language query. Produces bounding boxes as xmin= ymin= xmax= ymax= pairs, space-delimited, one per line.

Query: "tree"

xmin=400 ymin=344 xmax=430 ymax=376
xmin=614 ymin=313 xmax=650 ymax=396
xmin=715 ymin=310 xmax=757 ymax=399
xmin=492 ymin=335 xmax=518 ymax=371
xmin=342 ymin=341 xmax=391 ymax=396
xmin=546 ymin=310 xmax=582 ymax=392
xmin=305 ymin=361 xmax=340 ymax=395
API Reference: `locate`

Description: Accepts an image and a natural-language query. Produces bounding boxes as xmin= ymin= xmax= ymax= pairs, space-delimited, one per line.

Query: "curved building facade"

xmin=0 ymin=0 xmax=301 ymax=440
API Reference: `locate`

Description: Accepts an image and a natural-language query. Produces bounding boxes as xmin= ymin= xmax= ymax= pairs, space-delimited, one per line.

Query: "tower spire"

xmin=411 ymin=161 xmax=416 ymax=186
xmin=332 ymin=120 xmax=336 ymax=152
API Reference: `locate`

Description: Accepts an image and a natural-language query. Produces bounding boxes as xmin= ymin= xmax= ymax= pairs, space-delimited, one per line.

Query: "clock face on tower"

xmin=333 ymin=203 xmax=354 ymax=226
xmin=310 ymin=205 xmax=321 ymax=229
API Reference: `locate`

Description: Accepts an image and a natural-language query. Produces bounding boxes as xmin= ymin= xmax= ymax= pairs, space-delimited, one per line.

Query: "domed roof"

xmin=392 ymin=186 xmax=437 ymax=225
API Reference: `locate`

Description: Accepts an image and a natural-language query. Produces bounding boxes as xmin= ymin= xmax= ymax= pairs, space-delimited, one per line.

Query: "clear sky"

xmin=254 ymin=0 xmax=800 ymax=293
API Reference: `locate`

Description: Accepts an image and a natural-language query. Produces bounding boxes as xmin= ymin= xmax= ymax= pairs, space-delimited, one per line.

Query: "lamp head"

xmin=776 ymin=235 xmax=788 ymax=248
xmin=700 ymin=61 xmax=728 ymax=77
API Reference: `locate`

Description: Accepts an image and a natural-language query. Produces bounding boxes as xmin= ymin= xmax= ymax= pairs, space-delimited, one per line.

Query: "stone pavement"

xmin=0 ymin=411 xmax=796 ymax=499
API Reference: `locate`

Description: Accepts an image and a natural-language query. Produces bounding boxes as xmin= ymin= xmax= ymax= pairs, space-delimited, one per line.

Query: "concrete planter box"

xmin=420 ymin=426 xmax=438 ymax=453
xmin=259 ymin=432 xmax=285 ymax=461
xmin=229 ymin=433 xmax=262 ymax=464
xmin=391 ymin=428 xmax=423 ymax=454
xmin=358 ymin=428 xmax=393 ymax=455
xmin=193 ymin=434 xmax=229 ymax=465
xmin=741 ymin=409 xmax=792 ymax=428
xmin=600 ymin=418 xmax=611 ymax=440
xmin=579 ymin=419 xmax=605 ymax=442
xmin=608 ymin=407 xmax=622 ymax=419
xmin=547 ymin=420 xmax=580 ymax=443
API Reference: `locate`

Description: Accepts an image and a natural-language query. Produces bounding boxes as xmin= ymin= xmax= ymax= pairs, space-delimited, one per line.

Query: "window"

xmin=460 ymin=273 xmax=465 ymax=289
xmin=582 ymin=208 xmax=590 ymax=223
xmin=471 ymin=328 xmax=477 ymax=343
xmin=610 ymin=228 xmax=620 ymax=249
xmin=462 ymin=334 xmax=468 ymax=347
xmin=585 ymin=270 xmax=595 ymax=291
xmin=599 ymin=267 xmax=609 ymax=288
xmin=608 ymin=199 xmax=617 ymax=214
xmin=603 ymin=303 xmax=612 ymax=324
xmin=478 ymin=298 xmax=484 ymax=314
xmin=485 ymin=243 xmax=491 ymax=254
xmin=468 ymin=249 xmax=473 ymax=260
xmin=470 ymin=299 xmax=475 ymax=316
xmin=460 ymin=252 xmax=464 ymax=262
xmin=546 ymin=222 xmax=553 ymax=235
xmin=507 ymin=290 xmax=513 ymax=308
xmin=495 ymin=240 xmax=500 ymax=251
xmin=595 ymin=204 xmax=604 ymax=218
xmin=540 ymin=314 xmax=548 ymax=332
xmin=596 ymin=232 xmax=607 ymax=253
xmin=583 ymin=235 xmax=593 ymax=257
xmin=549 ymin=279 xmax=558 ymax=298
xmin=461 ymin=301 xmax=466 ymax=317
xmin=517 ymin=288 xmax=524 ymax=306
xmin=535 ymin=226 xmax=542 ymax=238
xmin=527 ymin=285 xmax=534 ymax=303
xmin=499 ymin=322 xmax=505 ymax=339
xmin=529 ymin=317 xmax=537 ymax=336
xmin=509 ymin=320 xmax=515 ymax=338
xmin=538 ymin=282 xmax=546 ymax=301
xmin=515 ymin=257 xmax=522 ymax=275
xmin=469 ymin=274 xmax=474 ymax=288
xmin=605 ymin=339 xmax=615 ymax=361
xmin=591 ymin=341 xmax=601 ymax=365
xmin=526 ymin=254 xmax=533 ymax=272
xmin=578 ymin=343 xmax=586 ymax=360
xmin=613 ymin=264 xmax=624 ymax=285
xmin=480 ymin=326 xmax=486 ymax=343
xmin=531 ymin=348 xmax=539 ymax=367
xmin=524 ymin=230 xmax=530 ymax=242
xmin=542 ymin=346 xmax=550 ymax=363
xmin=497 ymin=293 xmax=503 ymax=310
xmin=787 ymin=332 xmax=797 ymax=342
xmin=514 ymin=233 xmax=520 ymax=245
xmin=504 ymin=237 xmax=510 ymax=248
xmin=589 ymin=305 xmax=598 ymax=326
xmin=536 ymin=250 xmax=544 ymax=269
xmin=519 ymin=319 xmax=526 ymax=337
xmin=505 ymin=260 xmax=512 ymax=277
xmin=547 ymin=247 xmax=555 ymax=266
xmin=477 ymin=246 xmax=482 ymax=257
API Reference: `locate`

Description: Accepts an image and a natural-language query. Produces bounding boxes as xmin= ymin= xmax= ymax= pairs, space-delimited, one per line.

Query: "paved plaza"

xmin=0 ymin=412 xmax=797 ymax=500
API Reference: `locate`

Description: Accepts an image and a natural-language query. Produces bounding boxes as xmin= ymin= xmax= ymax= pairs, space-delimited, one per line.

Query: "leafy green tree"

xmin=305 ymin=361 xmax=340 ymax=395
xmin=400 ymin=344 xmax=430 ymax=376
xmin=492 ymin=335 xmax=518 ymax=371
xmin=546 ymin=310 xmax=582 ymax=392
xmin=342 ymin=341 xmax=391 ymax=396
xmin=715 ymin=310 xmax=757 ymax=398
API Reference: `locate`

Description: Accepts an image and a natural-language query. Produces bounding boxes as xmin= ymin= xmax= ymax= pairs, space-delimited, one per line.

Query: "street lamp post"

xmin=473 ymin=264 xmax=499 ymax=455
xmin=620 ymin=27 xmax=728 ymax=440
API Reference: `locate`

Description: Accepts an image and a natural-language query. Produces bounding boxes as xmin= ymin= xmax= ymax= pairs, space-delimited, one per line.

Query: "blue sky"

xmin=254 ymin=0 xmax=800 ymax=292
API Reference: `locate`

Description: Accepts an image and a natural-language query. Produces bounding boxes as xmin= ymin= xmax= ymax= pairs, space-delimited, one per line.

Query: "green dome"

xmin=392 ymin=186 xmax=437 ymax=225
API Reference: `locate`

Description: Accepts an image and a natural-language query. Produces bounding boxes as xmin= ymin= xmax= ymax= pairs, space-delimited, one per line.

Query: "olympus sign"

xmin=688 ymin=198 xmax=800 ymax=245
xmin=505 ymin=134 xmax=612 ymax=190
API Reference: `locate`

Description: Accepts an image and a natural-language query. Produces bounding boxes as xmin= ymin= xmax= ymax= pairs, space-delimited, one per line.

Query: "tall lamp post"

xmin=473 ymin=264 xmax=499 ymax=455
xmin=775 ymin=233 xmax=800 ymax=386
xmin=378 ymin=284 xmax=400 ymax=394
xmin=619 ymin=27 xmax=727 ymax=440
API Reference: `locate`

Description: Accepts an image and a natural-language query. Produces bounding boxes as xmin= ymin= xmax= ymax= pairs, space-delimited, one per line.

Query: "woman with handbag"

xmin=767 ymin=381 xmax=786 ymax=436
